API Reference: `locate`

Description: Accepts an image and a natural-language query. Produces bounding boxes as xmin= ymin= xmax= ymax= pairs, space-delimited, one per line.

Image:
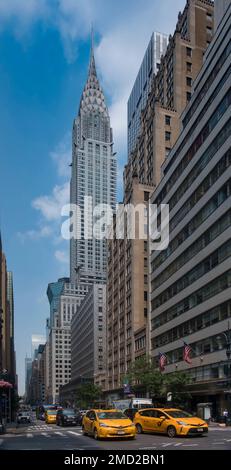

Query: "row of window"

xmin=154 ymin=331 xmax=231 ymax=365
xmin=152 ymin=239 xmax=231 ymax=308
xmin=169 ymin=129 xmax=231 ymax=233
xmin=152 ymin=209 xmax=230 ymax=290
xmin=168 ymin=138 xmax=230 ymax=219
xmin=151 ymin=269 xmax=231 ymax=329
xmin=155 ymin=87 xmax=231 ymax=207
xmin=182 ymin=41 xmax=231 ymax=129
xmin=152 ymin=300 xmax=231 ymax=349
xmin=152 ymin=180 xmax=231 ymax=272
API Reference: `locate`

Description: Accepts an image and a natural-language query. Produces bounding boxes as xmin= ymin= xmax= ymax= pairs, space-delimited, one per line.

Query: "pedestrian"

xmin=223 ymin=409 xmax=228 ymax=425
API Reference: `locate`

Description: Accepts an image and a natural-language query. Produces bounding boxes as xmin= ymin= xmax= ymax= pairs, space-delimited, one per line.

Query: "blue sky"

xmin=0 ymin=0 xmax=185 ymax=395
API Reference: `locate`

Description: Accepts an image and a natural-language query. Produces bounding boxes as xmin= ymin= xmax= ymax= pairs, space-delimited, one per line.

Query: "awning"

xmin=0 ymin=380 xmax=13 ymax=388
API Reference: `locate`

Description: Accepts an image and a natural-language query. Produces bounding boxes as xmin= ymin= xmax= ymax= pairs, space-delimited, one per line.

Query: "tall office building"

xmin=106 ymin=0 xmax=214 ymax=398
xmin=7 ymin=272 xmax=16 ymax=381
xmin=1 ymin=249 xmax=11 ymax=374
xmin=31 ymin=334 xmax=46 ymax=360
xmin=214 ymin=0 xmax=230 ymax=29
xmin=150 ymin=2 xmax=231 ymax=416
xmin=25 ymin=356 xmax=32 ymax=400
xmin=126 ymin=0 xmax=214 ymax=188
xmin=46 ymin=279 xmax=87 ymax=403
xmin=127 ymin=32 xmax=168 ymax=157
xmin=71 ymin=284 xmax=107 ymax=389
xmin=70 ymin=39 xmax=117 ymax=285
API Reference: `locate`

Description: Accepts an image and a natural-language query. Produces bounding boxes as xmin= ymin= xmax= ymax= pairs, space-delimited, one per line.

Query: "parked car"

xmin=134 ymin=408 xmax=208 ymax=437
xmin=123 ymin=408 xmax=138 ymax=421
xmin=82 ymin=409 xmax=136 ymax=440
xmin=17 ymin=411 xmax=31 ymax=424
xmin=56 ymin=408 xmax=81 ymax=426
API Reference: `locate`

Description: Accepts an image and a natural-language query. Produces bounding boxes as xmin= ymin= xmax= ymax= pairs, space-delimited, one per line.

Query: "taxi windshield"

xmin=166 ymin=410 xmax=193 ymax=418
xmin=97 ymin=411 xmax=126 ymax=420
xmin=47 ymin=410 xmax=57 ymax=415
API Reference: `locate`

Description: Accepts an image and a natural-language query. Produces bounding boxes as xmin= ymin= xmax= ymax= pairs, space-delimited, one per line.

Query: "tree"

xmin=74 ymin=383 xmax=103 ymax=409
xmin=164 ymin=371 xmax=192 ymax=409
xmin=126 ymin=356 xmax=165 ymax=400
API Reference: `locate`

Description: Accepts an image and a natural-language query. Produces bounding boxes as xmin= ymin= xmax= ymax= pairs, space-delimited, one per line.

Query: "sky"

xmin=0 ymin=0 xmax=185 ymax=395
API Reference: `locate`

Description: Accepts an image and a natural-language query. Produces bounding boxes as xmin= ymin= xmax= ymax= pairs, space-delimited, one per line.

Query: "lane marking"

xmin=41 ymin=433 xmax=51 ymax=437
xmin=162 ymin=443 xmax=172 ymax=447
xmin=26 ymin=433 xmax=33 ymax=438
xmin=182 ymin=444 xmax=198 ymax=447
xmin=54 ymin=431 xmax=67 ymax=437
xmin=139 ymin=447 xmax=157 ymax=450
xmin=67 ymin=431 xmax=82 ymax=436
xmin=174 ymin=442 xmax=182 ymax=446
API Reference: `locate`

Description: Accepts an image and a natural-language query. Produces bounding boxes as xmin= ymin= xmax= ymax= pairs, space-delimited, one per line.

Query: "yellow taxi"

xmin=45 ymin=409 xmax=58 ymax=424
xmin=134 ymin=408 xmax=208 ymax=437
xmin=82 ymin=409 xmax=136 ymax=440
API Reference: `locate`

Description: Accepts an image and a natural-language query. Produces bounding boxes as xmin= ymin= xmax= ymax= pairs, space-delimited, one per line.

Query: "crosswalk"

xmin=26 ymin=424 xmax=82 ymax=434
xmin=0 ymin=428 xmax=83 ymax=444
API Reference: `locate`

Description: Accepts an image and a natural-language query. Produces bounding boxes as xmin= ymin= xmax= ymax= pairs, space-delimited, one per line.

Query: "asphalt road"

xmin=0 ymin=419 xmax=231 ymax=450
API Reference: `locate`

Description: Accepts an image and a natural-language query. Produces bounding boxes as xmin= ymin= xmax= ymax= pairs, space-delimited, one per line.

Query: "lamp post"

xmin=217 ymin=322 xmax=231 ymax=419
xmin=217 ymin=322 xmax=231 ymax=361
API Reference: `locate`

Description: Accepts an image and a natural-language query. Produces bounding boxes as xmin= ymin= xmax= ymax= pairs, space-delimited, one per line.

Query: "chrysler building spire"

xmin=78 ymin=29 xmax=109 ymax=119
xmin=89 ymin=24 xmax=97 ymax=77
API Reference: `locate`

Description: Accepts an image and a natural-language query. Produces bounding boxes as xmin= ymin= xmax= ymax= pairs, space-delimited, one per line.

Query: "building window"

xmin=186 ymin=76 xmax=192 ymax=87
xmin=186 ymin=62 xmax=192 ymax=72
xmin=186 ymin=91 xmax=191 ymax=102
xmin=186 ymin=47 xmax=192 ymax=57
xmin=165 ymin=147 xmax=171 ymax=158
xmin=165 ymin=131 xmax=171 ymax=141
xmin=144 ymin=191 xmax=149 ymax=202
xmin=165 ymin=115 xmax=171 ymax=126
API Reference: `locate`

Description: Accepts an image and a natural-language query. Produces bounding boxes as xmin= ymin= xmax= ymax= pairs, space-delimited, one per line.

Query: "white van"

xmin=112 ymin=398 xmax=152 ymax=410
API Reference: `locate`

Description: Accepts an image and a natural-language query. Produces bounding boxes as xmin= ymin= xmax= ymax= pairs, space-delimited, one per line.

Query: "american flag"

xmin=159 ymin=352 xmax=167 ymax=371
xmin=183 ymin=342 xmax=192 ymax=364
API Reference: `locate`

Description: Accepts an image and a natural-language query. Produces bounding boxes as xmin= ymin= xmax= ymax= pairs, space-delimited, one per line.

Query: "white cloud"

xmin=17 ymin=225 xmax=52 ymax=242
xmin=32 ymin=182 xmax=69 ymax=221
xmin=0 ymin=0 xmax=185 ymax=153
xmin=55 ymin=249 xmax=69 ymax=264
xmin=0 ymin=0 xmax=49 ymax=37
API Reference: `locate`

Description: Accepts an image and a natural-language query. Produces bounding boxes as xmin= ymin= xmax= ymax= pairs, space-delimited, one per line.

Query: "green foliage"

xmin=126 ymin=356 xmax=164 ymax=398
xmin=164 ymin=371 xmax=192 ymax=409
xmin=74 ymin=383 xmax=103 ymax=409
xmin=126 ymin=358 xmax=192 ymax=409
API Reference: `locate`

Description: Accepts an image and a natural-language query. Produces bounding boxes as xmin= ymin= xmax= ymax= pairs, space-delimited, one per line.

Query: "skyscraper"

xmin=7 ymin=272 xmax=16 ymax=380
xmin=150 ymin=0 xmax=230 ymax=415
xmin=127 ymin=31 xmax=168 ymax=158
xmin=70 ymin=38 xmax=117 ymax=285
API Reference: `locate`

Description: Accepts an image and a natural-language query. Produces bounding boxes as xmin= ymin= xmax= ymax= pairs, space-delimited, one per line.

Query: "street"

xmin=0 ymin=419 xmax=231 ymax=450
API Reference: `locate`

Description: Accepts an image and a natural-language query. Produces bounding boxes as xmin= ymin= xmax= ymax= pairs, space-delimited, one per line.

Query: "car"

xmin=123 ymin=408 xmax=138 ymax=421
xmin=17 ymin=411 xmax=31 ymax=424
xmin=56 ymin=408 xmax=81 ymax=426
xmin=133 ymin=408 xmax=208 ymax=437
xmin=82 ymin=409 xmax=136 ymax=440
xmin=45 ymin=409 xmax=58 ymax=424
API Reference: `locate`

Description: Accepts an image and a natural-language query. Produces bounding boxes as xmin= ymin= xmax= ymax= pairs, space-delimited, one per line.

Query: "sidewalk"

xmin=2 ymin=422 xmax=18 ymax=434
xmin=208 ymin=421 xmax=231 ymax=429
